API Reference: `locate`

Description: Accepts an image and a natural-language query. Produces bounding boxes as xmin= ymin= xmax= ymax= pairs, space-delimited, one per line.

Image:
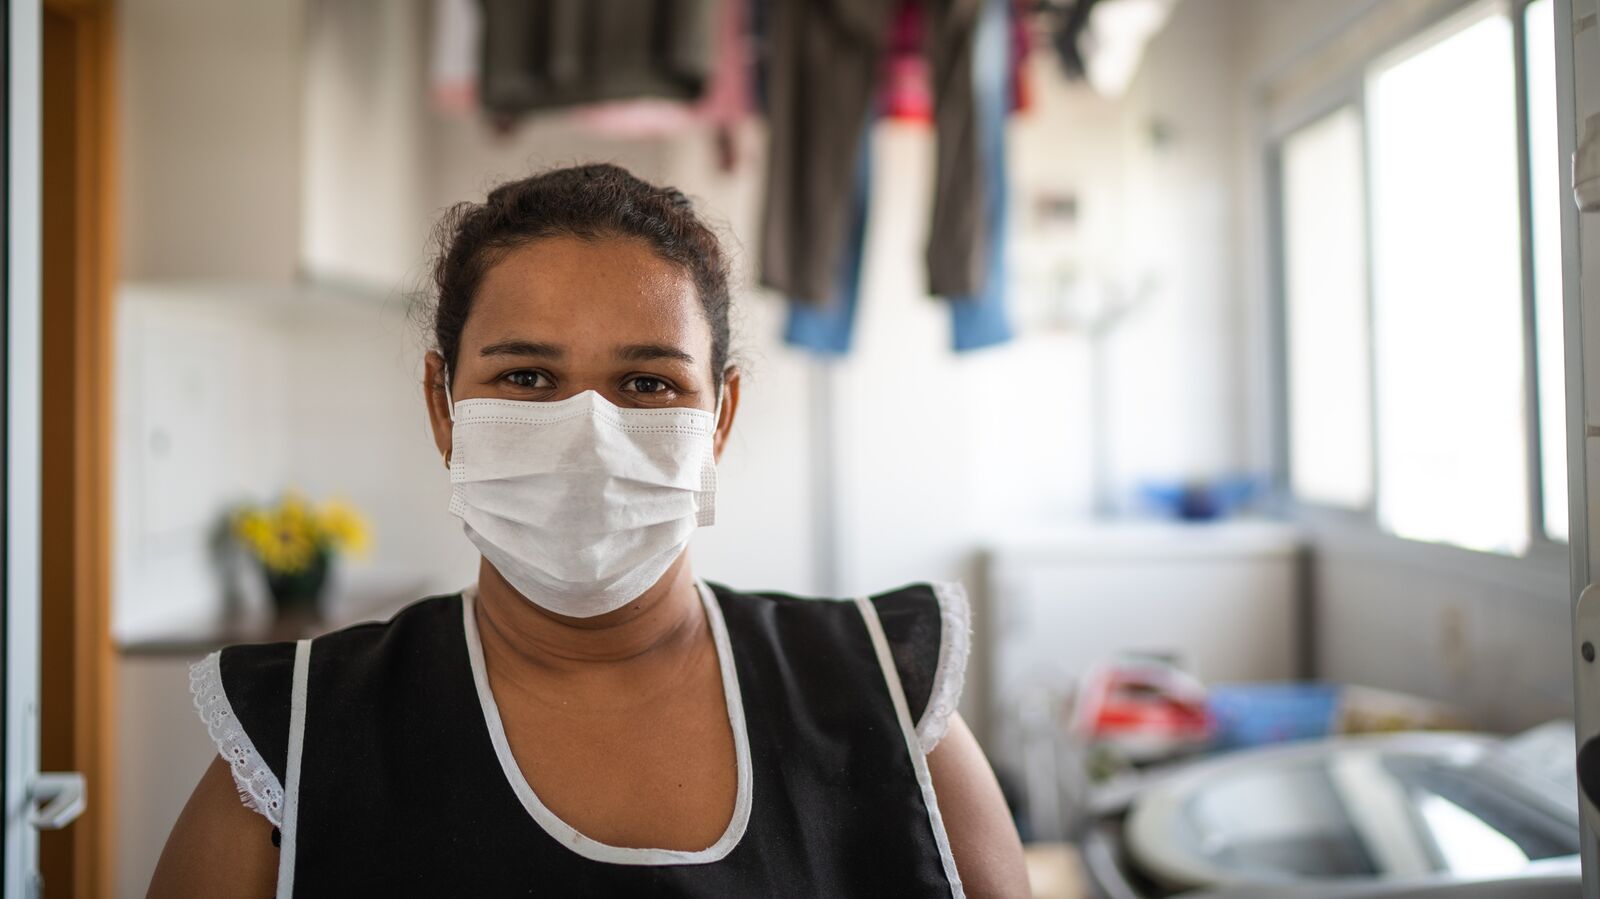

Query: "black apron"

xmin=193 ymin=581 xmax=966 ymax=897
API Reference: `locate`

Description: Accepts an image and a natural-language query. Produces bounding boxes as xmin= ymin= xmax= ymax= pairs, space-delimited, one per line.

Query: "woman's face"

xmin=425 ymin=234 xmax=739 ymax=462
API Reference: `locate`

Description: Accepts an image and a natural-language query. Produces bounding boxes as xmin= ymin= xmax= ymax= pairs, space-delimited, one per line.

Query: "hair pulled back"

xmin=429 ymin=163 xmax=732 ymax=386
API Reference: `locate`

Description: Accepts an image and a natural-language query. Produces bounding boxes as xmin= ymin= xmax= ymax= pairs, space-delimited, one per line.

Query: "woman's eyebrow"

xmin=615 ymin=344 xmax=696 ymax=365
xmin=479 ymin=339 xmax=564 ymax=359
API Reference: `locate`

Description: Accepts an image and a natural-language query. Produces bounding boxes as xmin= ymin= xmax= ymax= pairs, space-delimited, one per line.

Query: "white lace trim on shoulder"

xmin=190 ymin=651 xmax=285 ymax=827
xmin=916 ymin=581 xmax=972 ymax=755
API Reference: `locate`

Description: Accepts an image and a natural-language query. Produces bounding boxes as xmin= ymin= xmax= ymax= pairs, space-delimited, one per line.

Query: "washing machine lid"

xmin=1124 ymin=728 xmax=1580 ymax=891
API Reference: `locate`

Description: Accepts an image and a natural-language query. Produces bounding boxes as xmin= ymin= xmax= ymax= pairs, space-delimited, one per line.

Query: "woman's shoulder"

xmin=188 ymin=591 xmax=467 ymax=826
xmin=708 ymin=580 xmax=972 ymax=754
xmin=865 ymin=582 xmax=972 ymax=754
xmin=199 ymin=592 xmax=464 ymax=681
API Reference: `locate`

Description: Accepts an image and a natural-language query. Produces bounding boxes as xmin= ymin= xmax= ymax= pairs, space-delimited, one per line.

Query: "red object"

xmin=1010 ymin=0 xmax=1032 ymax=114
xmin=876 ymin=0 xmax=1031 ymax=123
xmin=1071 ymin=658 xmax=1214 ymax=761
xmin=880 ymin=0 xmax=934 ymax=122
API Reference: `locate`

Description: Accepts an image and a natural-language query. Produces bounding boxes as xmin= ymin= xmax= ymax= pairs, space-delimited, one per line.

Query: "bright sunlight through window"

xmin=1367 ymin=7 xmax=1528 ymax=554
xmin=1283 ymin=107 xmax=1373 ymax=509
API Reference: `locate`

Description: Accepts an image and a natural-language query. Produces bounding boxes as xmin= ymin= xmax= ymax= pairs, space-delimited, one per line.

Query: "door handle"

xmin=28 ymin=772 xmax=85 ymax=830
xmin=1576 ymin=584 xmax=1600 ymax=836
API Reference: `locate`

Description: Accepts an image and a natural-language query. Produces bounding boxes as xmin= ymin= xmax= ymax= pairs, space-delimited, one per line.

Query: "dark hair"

xmin=429 ymin=163 xmax=733 ymax=388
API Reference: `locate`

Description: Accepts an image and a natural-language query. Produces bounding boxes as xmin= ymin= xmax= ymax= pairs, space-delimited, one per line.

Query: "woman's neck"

xmin=472 ymin=554 xmax=707 ymax=688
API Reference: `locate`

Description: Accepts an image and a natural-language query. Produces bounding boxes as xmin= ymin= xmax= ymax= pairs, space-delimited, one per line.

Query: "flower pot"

xmin=264 ymin=551 xmax=330 ymax=627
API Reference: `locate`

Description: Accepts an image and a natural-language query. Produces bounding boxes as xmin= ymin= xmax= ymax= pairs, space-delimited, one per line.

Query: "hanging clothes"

xmin=479 ymin=0 xmax=720 ymax=114
xmin=881 ymin=2 xmax=935 ymax=123
xmin=879 ymin=0 xmax=1031 ymax=123
xmin=760 ymin=0 xmax=988 ymax=305
xmin=1009 ymin=0 xmax=1034 ymax=114
xmin=571 ymin=0 xmax=753 ymax=142
xmin=783 ymin=128 xmax=873 ymax=355
xmin=785 ymin=0 xmax=1014 ymax=355
xmin=950 ymin=0 xmax=1015 ymax=351
xmin=429 ymin=0 xmax=482 ymax=115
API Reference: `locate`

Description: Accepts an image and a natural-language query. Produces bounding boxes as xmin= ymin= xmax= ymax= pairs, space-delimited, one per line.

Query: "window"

xmin=1368 ymin=8 xmax=1527 ymax=554
xmin=1277 ymin=0 xmax=1567 ymax=554
xmin=1526 ymin=0 xmax=1568 ymax=542
xmin=1282 ymin=107 xmax=1373 ymax=509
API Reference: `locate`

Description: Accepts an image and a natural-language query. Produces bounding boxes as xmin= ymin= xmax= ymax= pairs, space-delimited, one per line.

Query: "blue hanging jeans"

xmin=784 ymin=0 xmax=1014 ymax=356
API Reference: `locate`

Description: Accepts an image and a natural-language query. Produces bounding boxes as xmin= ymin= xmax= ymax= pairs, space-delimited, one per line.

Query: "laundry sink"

xmin=1082 ymin=724 xmax=1581 ymax=899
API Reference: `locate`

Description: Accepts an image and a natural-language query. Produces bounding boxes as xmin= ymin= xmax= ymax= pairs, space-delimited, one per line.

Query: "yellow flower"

xmin=231 ymin=492 xmax=371 ymax=573
xmin=234 ymin=510 xmax=308 ymax=574
xmin=280 ymin=491 xmax=311 ymax=528
xmin=315 ymin=500 xmax=371 ymax=557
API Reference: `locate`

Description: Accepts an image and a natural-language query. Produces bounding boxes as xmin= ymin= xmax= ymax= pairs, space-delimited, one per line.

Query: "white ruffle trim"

xmin=916 ymin=581 xmax=972 ymax=755
xmin=190 ymin=651 xmax=285 ymax=827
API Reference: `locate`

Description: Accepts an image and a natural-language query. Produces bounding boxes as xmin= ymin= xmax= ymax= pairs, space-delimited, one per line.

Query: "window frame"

xmin=1264 ymin=0 xmax=1569 ymax=562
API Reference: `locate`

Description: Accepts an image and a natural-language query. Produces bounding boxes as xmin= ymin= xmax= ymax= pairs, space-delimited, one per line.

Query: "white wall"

xmin=113 ymin=286 xmax=295 ymax=639
xmin=1104 ymin=0 xmax=1248 ymax=492
xmin=1309 ymin=527 xmax=1573 ymax=731
xmin=278 ymin=286 xmax=482 ymax=605
xmin=119 ymin=0 xmax=304 ymax=281
xmin=301 ymin=0 xmax=430 ymax=287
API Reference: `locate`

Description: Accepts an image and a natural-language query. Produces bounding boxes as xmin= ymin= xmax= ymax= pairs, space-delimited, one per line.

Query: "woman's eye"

xmin=627 ymin=376 xmax=671 ymax=396
xmin=504 ymin=370 xmax=549 ymax=389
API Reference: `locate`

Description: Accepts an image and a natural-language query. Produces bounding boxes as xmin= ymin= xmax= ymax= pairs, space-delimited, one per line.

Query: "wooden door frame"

xmin=41 ymin=0 xmax=116 ymax=894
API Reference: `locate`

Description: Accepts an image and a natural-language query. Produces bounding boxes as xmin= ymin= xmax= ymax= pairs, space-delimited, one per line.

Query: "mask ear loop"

xmin=441 ymin=367 xmax=456 ymax=468
xmin=697 ymin=381 xmax=726 ymax=527
xmin=442 ymin=367 xmax=456 ymax=423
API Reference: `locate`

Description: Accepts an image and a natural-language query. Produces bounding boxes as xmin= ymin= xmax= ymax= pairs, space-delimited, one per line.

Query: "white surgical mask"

xmin=445 ymin=387 xmax=718 ymax=617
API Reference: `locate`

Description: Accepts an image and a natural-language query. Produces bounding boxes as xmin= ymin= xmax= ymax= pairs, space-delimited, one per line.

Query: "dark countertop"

xmin=116 ymin=591 xmax=421 ymax=657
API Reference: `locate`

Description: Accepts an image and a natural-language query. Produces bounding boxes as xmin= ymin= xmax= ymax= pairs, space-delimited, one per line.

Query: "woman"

xmin=151 ymin=165 xmax=1028 ymax=897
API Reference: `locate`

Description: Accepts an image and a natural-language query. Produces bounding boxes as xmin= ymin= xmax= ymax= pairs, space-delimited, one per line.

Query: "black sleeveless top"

xmin=189 ymin=581 xmax=971 ymax=897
